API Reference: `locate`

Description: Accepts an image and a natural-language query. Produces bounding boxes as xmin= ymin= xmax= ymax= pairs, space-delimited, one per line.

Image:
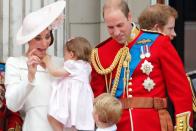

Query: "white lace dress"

xmin=48 ymin=60 xmax=94 ymax=130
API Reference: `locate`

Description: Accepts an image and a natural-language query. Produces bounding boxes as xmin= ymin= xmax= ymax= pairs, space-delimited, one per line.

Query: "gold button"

xmin=179 ymin=123 xmax=183 ymax=126
xmin=128 ymin=82 xmax=132 ymax=86
xmin=128 ymin=88 xmax=132 ymax=92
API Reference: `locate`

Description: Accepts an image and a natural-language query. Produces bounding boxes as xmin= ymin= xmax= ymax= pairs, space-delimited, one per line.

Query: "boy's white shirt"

xmin=96 ymin=125 xmax=117 ymax=131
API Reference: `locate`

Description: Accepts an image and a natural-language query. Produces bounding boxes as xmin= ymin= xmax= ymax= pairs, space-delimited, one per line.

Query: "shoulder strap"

xmin=115 ymin=32 xmax=159 ymax=97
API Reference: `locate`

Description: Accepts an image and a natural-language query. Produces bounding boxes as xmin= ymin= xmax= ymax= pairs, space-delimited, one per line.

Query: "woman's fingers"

xmin=27 ymin=49 xmax=37 ymax=58
xmin=27 ymin=55 xmax=41 ymax=66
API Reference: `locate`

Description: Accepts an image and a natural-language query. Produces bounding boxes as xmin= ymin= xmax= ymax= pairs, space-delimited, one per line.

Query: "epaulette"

xmin=95 ymin=37 xmax=113 ymax=48
xmin=141 ymin=29 xmax=165 ymax=36
xmin=131 ymin=22 xmax=140 ymax=31
xmin=186 ymin=71 xmax=196 ymax=112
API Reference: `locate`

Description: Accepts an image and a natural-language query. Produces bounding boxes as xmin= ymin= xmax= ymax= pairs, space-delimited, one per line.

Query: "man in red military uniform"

xmin=0 ymin=63 xmax=23 ymax=131
xmin=90 ymin=0 xmax=193 ymax=131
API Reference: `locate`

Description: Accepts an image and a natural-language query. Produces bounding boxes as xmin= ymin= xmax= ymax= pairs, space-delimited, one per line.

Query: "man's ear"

xmin=152 ymin=24 xmax=160 ymax=31
xmin=128 ymin=12 xmax=132 ymax=22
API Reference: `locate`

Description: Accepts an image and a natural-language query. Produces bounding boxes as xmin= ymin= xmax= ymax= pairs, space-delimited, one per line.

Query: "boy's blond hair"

xmin=93 ymin=93 xmax=122 ymax=125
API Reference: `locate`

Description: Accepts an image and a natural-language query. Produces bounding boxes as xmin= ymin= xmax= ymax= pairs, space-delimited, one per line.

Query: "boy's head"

xmin=93 ymin=93 xmax=122 ymax=127
xmin=64 ymin=37 xmax=92 ymax=62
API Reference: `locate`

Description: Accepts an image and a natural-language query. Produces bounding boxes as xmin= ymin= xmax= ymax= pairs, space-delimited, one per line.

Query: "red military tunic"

xmin=91 ymin=30 xmax=193 ymax=131
xmin=0 ymin=87 xmax=23 ymax=131
xmin=0 ymin=100 xmax=23 ymax=131
xmin=0 ymin=63 xmax=23 ymax=131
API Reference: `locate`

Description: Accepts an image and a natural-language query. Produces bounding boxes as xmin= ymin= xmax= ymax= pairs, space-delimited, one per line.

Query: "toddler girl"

xmin=43 ymin=37 xmax=94 ymax=131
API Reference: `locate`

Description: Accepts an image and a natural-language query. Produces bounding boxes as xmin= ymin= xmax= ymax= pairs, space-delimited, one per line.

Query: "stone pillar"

xmin=0 ymin=0 xmax=3 ymax=62
xmin=68 ymin=0 xmax=101 ymax=47
xmin=0 ymin=0 xmax=10 ymax=62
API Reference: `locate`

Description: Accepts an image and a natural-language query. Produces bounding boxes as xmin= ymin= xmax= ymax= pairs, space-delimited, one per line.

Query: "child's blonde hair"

xmin=64 ymin=37 xmax=92 ymax=62
xmin=93 ymin=93 xmax=122 ymax=125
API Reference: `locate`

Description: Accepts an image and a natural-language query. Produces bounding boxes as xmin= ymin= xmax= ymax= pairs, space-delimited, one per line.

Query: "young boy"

xmin=93 ymin=93 xmax=122 ymax=131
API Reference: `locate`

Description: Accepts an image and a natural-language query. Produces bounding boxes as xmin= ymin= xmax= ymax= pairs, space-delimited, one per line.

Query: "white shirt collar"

xmin=96 ymin=125 xmax=117 ymax=131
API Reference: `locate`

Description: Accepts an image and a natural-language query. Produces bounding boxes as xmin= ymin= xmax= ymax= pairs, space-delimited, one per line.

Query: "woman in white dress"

xmin=43 ymin=37 xmax=95 ymax=131
xmin=5 ymin=1 xmax=66 ymax=131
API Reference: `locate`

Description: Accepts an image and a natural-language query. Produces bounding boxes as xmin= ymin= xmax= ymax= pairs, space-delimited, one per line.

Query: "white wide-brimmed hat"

xmin=16 ymin=0 xmax=66 ymax=45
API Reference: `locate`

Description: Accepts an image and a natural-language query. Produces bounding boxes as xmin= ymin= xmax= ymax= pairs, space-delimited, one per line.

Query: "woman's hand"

xmin=27 ymin=49 xmax=41 ymax=82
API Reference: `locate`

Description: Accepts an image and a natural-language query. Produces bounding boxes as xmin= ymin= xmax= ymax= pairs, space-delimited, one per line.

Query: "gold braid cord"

xmin=91 ymin=48 xmax=124 ymax=75
xmin=8 ymin=123 xmax=22 ymax=131
xmin=187 ymin=76 xmax=196 ymax=112
xmin=91 ymin=46 xmax=131 ymax=96
xmin=175 ymin=111 xmax=193 ymax=131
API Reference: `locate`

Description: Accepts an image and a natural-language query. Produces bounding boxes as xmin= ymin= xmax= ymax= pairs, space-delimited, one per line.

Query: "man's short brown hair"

xmin=103 ymin=0 xmax=130 ymax=18
xmin=138 ymin=4 xmax=178 ymax=30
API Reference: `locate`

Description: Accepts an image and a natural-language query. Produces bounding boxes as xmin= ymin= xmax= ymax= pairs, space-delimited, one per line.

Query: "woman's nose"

xmin=113 ymin=27 xmax=120 ymax=36
xmin=41 ymin=39 xmax=49 ymax=48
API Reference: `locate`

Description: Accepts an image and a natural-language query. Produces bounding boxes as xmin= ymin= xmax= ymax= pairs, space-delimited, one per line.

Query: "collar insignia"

xmin=137 ymin=39 xmax=152 ymax=44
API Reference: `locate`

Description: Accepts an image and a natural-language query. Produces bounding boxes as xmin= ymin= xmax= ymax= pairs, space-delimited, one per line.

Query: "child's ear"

xmin=70 ymin=51 xmax=75 ymax=58
xmin=93 ymin=111 xmax=99 ymax=122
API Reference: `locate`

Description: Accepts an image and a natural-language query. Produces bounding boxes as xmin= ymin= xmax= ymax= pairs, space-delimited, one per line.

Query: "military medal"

xmin=141 ymin=60 xmax=153 ymax=75
xmin=141 ymin=60 xmax=155 ymax=91
xmin=143 ymin=77 xmax=155 ymax=92
xmin=140 ymin=46 xmax=145 ymax=59
xmin=145 ymin=45 xmax=151 ymax=58
xmin=140 ymin=45 xmax=151 ymax=59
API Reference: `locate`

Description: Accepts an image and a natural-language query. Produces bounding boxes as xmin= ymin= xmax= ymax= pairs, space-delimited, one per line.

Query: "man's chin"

xmin=112 ymin=36 xmax=127 ymax=44
xmin=117 ymin=38 xmax=127 ymax=44
xmin=116 ymin=39 xmax=126 ymax=44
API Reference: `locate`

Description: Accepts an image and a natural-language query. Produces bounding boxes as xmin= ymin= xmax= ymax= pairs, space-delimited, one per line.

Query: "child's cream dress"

xmin=48 ymin=60 xmax=94 ymax=130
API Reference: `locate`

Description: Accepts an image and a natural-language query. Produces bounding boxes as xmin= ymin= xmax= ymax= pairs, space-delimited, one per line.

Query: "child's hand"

xmin=42 ymin=55 xmax=51 ymax=65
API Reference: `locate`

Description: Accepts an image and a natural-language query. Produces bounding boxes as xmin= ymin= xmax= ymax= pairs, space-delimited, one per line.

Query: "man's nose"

xmin=172 ymin=30 xmax=176 ymax=37
xmin=113 ymin=27 xmax=120 ymax=36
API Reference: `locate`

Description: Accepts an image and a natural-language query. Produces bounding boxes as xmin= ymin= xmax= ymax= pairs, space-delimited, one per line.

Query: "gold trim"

xmin=7 ymin=123 xmax=22 ymax=131
xmin=175 ymin=111 xmax=193 ymax=131
xmin=91 ymin=25 xmax=138 ymax=96
xmin=91 ymin=47 xmax=124 ymax=75
xmin=91 ymin=45 xmax=131 ymax=96
xmin=137 ymin=39 xmax=152 ymax=44
xmin=141 ymin=29 xmax=166 ymax=35
xmin=187 ymin=76 xmax=196 ymax=112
